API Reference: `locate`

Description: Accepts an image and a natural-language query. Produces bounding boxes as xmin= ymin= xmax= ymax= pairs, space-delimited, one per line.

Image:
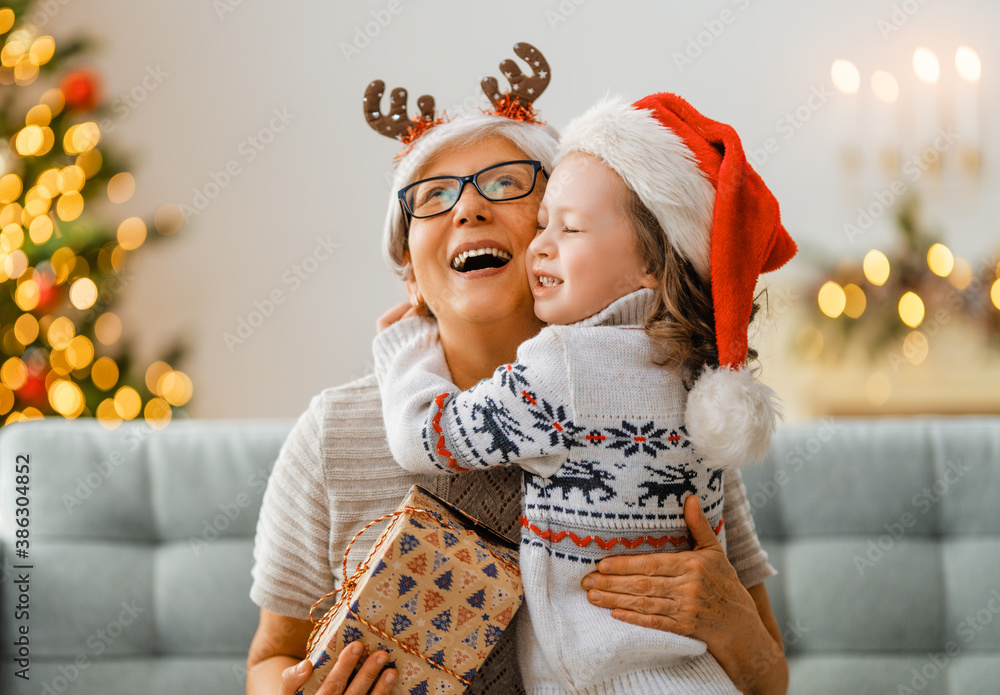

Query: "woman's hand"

xmin=278 ymin=642 xmax=396 ymax=695
xmin=376 ymin=301 xmax=430 ymax=333
xmin=581 ymin=494 xmax=787 ymax=694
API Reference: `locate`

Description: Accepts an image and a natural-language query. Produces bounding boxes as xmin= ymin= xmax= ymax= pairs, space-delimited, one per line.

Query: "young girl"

xmin=374 ymin=92 xmax=796 ymax=694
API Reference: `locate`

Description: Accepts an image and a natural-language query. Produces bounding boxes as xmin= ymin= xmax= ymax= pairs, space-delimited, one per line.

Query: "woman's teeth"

xmin=537 ymin=276 xmax=562 ymax=287
xmin=450 ymin=247 xmax=512 ymax=271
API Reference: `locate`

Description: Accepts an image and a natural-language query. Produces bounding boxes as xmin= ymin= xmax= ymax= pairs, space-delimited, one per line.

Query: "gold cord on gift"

xmin=305 ymin=506 xmax=520 ymax=685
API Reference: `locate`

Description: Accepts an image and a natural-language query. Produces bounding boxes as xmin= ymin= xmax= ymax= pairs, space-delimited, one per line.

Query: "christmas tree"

xmin=0 ymin=2 xmax=191 ymax=429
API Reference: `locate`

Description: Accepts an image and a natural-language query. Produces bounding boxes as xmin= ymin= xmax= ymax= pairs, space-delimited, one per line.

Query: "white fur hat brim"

xmin=556 ymin=95 xmax=716 ymax=280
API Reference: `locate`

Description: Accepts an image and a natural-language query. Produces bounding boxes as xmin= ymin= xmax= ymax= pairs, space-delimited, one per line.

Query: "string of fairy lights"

xmin=1 ymin=6 xmax=190 ymax=429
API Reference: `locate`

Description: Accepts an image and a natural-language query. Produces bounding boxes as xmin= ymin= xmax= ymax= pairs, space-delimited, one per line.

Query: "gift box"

xmin=298 ymin=485 xmax=523 ymax=695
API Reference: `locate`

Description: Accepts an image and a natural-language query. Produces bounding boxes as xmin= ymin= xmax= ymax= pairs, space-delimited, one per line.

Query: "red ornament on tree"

xmin=60 ymin=70 xmax=101 ymax=112
xmin=18 ymin=373 xmax=48 ymax=410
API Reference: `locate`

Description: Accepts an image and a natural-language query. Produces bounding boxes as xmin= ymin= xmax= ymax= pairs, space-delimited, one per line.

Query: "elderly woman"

xmin=246 ymin=55 xmax=787 ymax=695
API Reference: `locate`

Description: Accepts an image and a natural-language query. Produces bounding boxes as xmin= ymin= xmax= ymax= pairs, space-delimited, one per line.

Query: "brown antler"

xmin=481 ymin=42 xmax=551 ymax=109
xmin=363 ymin=80 xmax=436 ymax=141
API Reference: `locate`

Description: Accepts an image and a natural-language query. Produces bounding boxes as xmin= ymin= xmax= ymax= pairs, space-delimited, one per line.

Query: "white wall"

xmin=44 ymin=0 xmax=1000 ymax=419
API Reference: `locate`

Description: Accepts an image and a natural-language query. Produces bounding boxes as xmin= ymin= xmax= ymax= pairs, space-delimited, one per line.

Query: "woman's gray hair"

xmin=382 ymin=112 xmax=559 ymax=279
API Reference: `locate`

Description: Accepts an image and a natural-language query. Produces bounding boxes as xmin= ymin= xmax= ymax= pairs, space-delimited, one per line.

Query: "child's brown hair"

xmin=622 ymin=186 xmax=759 ymax=379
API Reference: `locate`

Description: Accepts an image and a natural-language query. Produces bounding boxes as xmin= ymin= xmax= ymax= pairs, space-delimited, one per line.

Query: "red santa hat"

xmin=558 ymin=92 xmax=798 ymax=469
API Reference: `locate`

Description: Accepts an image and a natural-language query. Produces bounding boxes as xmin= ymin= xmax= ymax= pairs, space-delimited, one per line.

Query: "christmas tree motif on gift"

xmin=453 ymin=547 xmax=473 ymax=564
xmin=399 ymin=533 xmax=420 ymax=555
xmin=483 ymin=624 xmax=503 ymax=647
xmin=456 ymin=605 xmax=477 ymax=627
xmin=314 ymin=650 xmax=332 ymax=669
xmin=461 ymin=627 xmax=480 ymax=650
xmin=462 ymin=668 xmax=478 ymax=684
xmin=454 ymin=647 xmax=473 ymax=670
xmin=408 ymin=679 xmax=429 ymax=695
xmin=604 ymin=420 xmax=673 ymax=457
xmin=481 ymin=563 xmax=499 ymax=579
xmin=423 ymin=590 xmax=446 ymax=612
xmin=430 ymin=609 xmax=452 ymax=631
xmin=424 ymin=630 xmax=443 ymax=652
xmin=490 ymin=585 xmax=514 ymax=610
xmin=402 ymin=661 xmax=423 ymax=682
xmin=459 ymin=568 xmax=479 ymax=592
xmin=400 ymin=593 xmax=419 ymax=615
xmin=423 ymin=530 xmax=441 ymax=548
xmin=390 ymin=613 xmax=412 ymax=635
xmin=342 ymin=626 xmax=363 ymax=645
xmin=432 ymin=550 xmax=450 ymax=572
xmin=637 ymin=465 xmax=697 ymax=508
xmin=443 ymin=532 xmax=459 ymax=548
xmin=466 ymin=588 xmax=486 ymax=609
xmin=473 ymin=545 xmax=491 ymax=564
xmin=434 ymin=569 xmax=454 ymax=591
xmin=371 ymin=558 xmax=389 ymax=577
xmin=429 ymin=649 xmax=446 ymax=668
xmin=397 ymin=575 xmax=418 ymax=596
xmin=374 ymin=576 xmax=394 ymax=599
xmin=493 ymin=606 xmax=514 ymax=627
xmin=469 ymin=395 xmax=532 ymax=463
xmin=407 ymin=553 xmax=429 ymax=576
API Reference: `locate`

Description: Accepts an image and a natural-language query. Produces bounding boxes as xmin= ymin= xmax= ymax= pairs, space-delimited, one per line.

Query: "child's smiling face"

xmin=528 ymin=153 xmax=657 ymax=325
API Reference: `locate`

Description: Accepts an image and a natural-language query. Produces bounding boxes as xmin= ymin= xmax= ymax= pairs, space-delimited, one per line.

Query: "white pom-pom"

xmin=685 ymin=366 xmax=783 ymax=470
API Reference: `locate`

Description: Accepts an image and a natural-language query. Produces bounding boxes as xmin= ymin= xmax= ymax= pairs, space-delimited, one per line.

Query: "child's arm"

xmin=373 ymin=316 xmax=569 ymax=477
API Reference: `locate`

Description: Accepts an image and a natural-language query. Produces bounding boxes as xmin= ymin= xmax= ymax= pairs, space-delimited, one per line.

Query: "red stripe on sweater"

xmin=520 ymin=516 xmax=724 ymax=551
xmin=431 ymin=393 xmax=469 ymax=472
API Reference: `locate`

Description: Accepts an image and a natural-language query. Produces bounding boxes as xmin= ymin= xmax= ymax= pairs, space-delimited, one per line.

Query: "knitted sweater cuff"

xmin=372 ymin=316 xmax=439 ymax=374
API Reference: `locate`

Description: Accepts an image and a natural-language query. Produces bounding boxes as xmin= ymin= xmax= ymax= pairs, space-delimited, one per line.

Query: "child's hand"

xmin=376 ymin=301 xmax=430 ymax=332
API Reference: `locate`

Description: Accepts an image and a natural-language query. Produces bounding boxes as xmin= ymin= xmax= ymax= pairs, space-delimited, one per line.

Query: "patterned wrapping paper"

xmin=298 ymin=485 xmax=523 ymax=695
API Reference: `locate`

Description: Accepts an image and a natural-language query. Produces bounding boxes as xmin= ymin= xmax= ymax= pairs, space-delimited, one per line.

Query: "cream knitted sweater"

xmin=249 ymin=313 xmax=776 ymax=693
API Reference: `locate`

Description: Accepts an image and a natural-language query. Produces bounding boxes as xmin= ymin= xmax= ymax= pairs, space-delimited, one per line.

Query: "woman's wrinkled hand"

xmin=278 ymin=641 xmax=396 ymax=695
xmin=376 ymin=301 xmax=430 ymax=333
xmin=580 ymin=494 xmax=758 ymax=646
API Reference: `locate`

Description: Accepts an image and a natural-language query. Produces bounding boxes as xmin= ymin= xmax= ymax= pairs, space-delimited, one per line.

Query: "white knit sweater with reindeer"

xmin=374 ymin=289 xmax=740 ymax=695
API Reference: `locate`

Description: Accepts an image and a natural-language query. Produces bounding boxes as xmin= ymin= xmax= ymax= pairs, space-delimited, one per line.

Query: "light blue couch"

xmin=2 ymin=416 xmax=999 ymax=694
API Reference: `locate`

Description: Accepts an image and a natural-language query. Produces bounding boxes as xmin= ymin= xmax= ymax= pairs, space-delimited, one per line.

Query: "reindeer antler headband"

xmin=364 ymin=42 xmax=551 ymax=158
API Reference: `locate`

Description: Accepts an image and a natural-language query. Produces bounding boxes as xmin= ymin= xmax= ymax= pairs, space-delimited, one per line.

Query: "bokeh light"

xmin=956 ymin=46 xmax=982 ymax=82
xmin=144 ymin=397 xmax=172 ymax=429
xmin=926 ymin=243 xmax=954 ymax=277
xmin=117 ymin=217 xmax=147 ymax=250
xmin=95 ymin=312 xmax=123 ymax=345
xmin=107 ymin=172 xmax=135 ymax=203
xmin=2 ymin=356 xmax=28 ymax=389
xmin=158 ymin=370 xmax=194 ymax=407
xmin=831 ymin=59 xmax=860 ymax=94
xmin=96 ymin=398 xmax=122 ymax=430
xmin=843 ymin=283 xmax=867 ymax=319
xmin=863 ymin=249 xmax=891 ymax=286
xmin=114 ymin=385 xmax=141 ymax=419
xmin=913 ymin=48 xmax=940 ymax=84
xmin=872 ymin=71 xmax=899 ymax=104
xmin=818 ymin=281 xmax=847 ymax=318
xmin=70 ymin=277 xmax=99 ymax=310
xmin=898 ymin=291 xmax=925 ymax=328
xmin=91 ymin=356 xmax=119 ymax=391
xmin=49 ymin=379 xmax=85 ymax=418
xmin=47 ymin=316 xmax=76 ymax=350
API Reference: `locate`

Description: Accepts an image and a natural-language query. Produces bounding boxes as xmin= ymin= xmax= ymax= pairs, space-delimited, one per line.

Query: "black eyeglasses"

xmin=398 ymin=160 xmax=547 ymax=221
